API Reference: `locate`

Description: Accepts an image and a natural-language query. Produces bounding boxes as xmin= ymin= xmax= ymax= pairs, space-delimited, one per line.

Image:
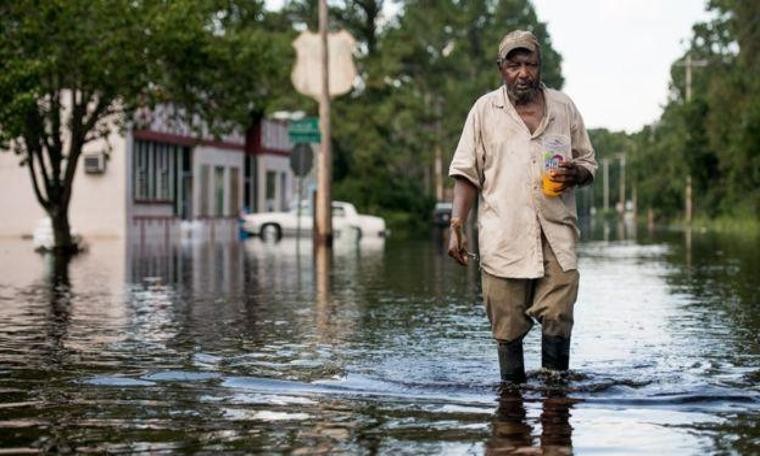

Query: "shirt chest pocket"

xmin=541 ymin=134 xmax=572 ymax=164
xmin=482 ymin=139 xmax=519 ymax=178
xmin=481 ymin=124 xmax=522 ymax=171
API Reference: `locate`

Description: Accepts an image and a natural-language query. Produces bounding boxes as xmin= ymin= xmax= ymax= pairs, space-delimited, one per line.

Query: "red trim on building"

xmin=133 ymin=119 xmax=292 ymax=157
xmin=133 ymin=199 xmax=174 ymax=205
xmin=246 ymin=122 xmax=261 ymax=156
xmin=246 ymin=118 xmax=292 ymax=156
xmin=132 ymin=215 xmax=178 ymax=221
xmin=260 ymin=147 xmax=291 ymax=157
xmin=133 ymin=130 xmax=245 ymax=152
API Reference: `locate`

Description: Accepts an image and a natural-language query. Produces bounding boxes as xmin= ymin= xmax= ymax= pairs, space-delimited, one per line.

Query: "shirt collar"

xmin=492 ymin=83 xmax=555 ymax=138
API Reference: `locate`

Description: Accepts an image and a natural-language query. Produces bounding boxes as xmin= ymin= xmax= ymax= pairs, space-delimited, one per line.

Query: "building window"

xmin=134 ymin=141 xmax=148 ymax=200
xmin=200 ymin=165 xmax=210 ymax=216
xmin=133 ymin=139 xmax=184 ymax=203
xmin=214 ymin=166 xmax=225 ymax=217
xmin=244 ymin=155 xmax=252 ymax=212
xmin=178 ymin=148 xmax=192 ymax=219
xmin=157 ymin=143 xmax=171 ymax=200
xmin=265 ymin=171 xmax=276 ymax=212
xmin=280 ymin=172 xmax=287 ymax=211
xmin=229 ymin=167 xmax=240 ymax=216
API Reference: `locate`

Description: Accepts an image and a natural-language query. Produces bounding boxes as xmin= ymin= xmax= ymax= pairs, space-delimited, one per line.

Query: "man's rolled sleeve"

xmin=569 ymin=101 xmax=597 ymax=186
xmin=448 ymin=107 xmax=483 ymax=190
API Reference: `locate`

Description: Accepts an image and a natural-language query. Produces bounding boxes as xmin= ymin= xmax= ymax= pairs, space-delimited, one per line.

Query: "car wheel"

xmin=260 ymin=223 xmax=281 ymax=242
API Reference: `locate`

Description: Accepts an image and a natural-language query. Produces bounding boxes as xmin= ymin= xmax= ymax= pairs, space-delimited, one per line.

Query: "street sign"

xmin=288 ymin=117 xmax=320 ymax=143
xmin=290 ymin=143 xmax=314 ymax=177
xmin=291 ymin=30 xmax=357 ymax=101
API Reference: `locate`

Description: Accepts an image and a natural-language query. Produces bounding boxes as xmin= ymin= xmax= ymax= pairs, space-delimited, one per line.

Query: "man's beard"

xmin=507 ymin=78 xmax=541 ymax=104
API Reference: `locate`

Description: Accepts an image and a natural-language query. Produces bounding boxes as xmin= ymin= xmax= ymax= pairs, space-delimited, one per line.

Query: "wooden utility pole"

xmin=619 ymin=154 xmax=626 ymax=217
xmin=632 ymin=183 xmax=638 ymax=218
xmin=434 ymin=146 xmax=443 ymax=201
xmin=315 ymin=0 xmax=332 ymax=245
xmin=676 ymin=53 xmax=707 ymax=225
xmin=602 ymin=158 xmax=610 ymax=212
xmin=434 ymin=97 xmax=444 ymax=202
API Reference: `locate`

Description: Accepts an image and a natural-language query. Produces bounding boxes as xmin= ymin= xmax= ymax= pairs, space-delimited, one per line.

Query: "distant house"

xmin=0 ymin=106 xmax=301 ymax=241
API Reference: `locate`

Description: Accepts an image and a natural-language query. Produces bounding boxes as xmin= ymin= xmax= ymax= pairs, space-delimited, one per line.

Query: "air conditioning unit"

xmin=83 ymin=152 xmax=106 ymax=174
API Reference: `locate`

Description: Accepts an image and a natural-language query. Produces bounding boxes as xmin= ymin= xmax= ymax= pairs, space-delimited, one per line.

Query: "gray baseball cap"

xmin=498 ymin=30 xmax=540 ymax=62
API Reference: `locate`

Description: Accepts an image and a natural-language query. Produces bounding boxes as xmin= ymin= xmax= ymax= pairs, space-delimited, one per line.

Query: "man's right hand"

xmin=448 ymin=177 xmax=478 ymax=266
xmin=448 ymin=217 xmax=469 ymax=266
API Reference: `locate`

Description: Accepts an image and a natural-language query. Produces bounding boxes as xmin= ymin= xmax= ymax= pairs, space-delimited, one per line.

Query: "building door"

xmin=265 ymin=170 xmax=276 ymax=212
xmin=200 ymin=165 xmax=210 ymax=217
xmin=179 ymin=147 xmax=192 ymax=219
xmin=215 ymin=166 xmax=225 ymax=217
xmin=229 ymin=168 xmax=240 ymax=217
xmin=244 ymin=155 xmax=252 ymax=213
xmin=280 ymin=172 xmax=287 ymax=211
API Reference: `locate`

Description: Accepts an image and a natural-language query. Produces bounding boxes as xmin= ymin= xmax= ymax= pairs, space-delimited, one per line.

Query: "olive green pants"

xmin=481 ymin=234 xmax=579 ymax=342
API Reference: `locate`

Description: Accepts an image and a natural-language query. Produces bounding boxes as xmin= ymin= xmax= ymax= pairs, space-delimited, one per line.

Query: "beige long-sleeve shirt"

xmin=449 ymin=85 xmax=597 ymax=279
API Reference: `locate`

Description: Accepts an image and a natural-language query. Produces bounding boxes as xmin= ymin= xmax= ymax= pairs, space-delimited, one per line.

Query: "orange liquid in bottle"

xmin=542 ymin=172 xmax=563 ymax=197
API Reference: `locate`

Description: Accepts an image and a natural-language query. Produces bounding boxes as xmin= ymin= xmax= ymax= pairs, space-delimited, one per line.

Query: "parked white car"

xmin=241 ymin=201 xmax=387 ymax=240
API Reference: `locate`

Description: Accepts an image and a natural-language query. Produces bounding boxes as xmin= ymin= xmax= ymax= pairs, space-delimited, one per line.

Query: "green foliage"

xmin=286 ymin=0 xmax=564 ymax=237
xmin=593 ymin=1 xmax=760 ymax=225
xmin=1 ymin=0 xmax=568 ymax=241
xmin=587 ymin=128 xmax=636 ymax=212
xmin=333 ymin=172 xmax=436 ymax=238
xmin=0 ymin=0 xmax=292 ymax=249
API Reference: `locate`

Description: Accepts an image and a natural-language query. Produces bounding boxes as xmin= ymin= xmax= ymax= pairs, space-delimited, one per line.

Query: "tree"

xmin=586 ymin=129 xmax=636 ymax=214
xmin=0 ymin=0 xmax=292 ymax=253
xmin=702 ymin=0 xmax=760 ymax=218
xmin=627 ymin=0 xmax=760 ymax=223
xmin=285 ymin=0 xmax=565 ymax=235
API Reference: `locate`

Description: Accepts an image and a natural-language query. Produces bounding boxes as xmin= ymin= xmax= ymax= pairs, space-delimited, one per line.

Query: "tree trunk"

xmin=49 ymin=205 xmax=78 ymax=255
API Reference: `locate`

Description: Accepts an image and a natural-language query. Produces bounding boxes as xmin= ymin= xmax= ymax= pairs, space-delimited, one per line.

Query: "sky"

xmin=531 ymin=0 xmax=713 ymax=132
xmin=266 ymin=0 xmax=714 ymax=132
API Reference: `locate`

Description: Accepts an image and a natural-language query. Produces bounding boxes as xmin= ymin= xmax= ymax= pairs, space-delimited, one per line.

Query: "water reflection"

xmin=44 ymin=253 xmax=73 ymax=369
xmin=582 ymin=216 xmax=637 ymax=243
xmin=0 ymin=223 xmax=759 ymax=453
xmin=486 ymin=388 xmax=575 ymax=455
xmin=487 ymin=389 xmax=533 ymax=453
xmin=314 ymin=243 xmax=332 ymax=343
xmin=539 ymin=392 xmax=574 ymax=454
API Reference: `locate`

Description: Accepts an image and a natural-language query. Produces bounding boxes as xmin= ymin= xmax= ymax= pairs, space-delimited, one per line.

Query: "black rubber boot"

xmin=541 ymin=334 xmax=570 ymax=371
xmin=497 ymin=339 xmax=526 ymax=384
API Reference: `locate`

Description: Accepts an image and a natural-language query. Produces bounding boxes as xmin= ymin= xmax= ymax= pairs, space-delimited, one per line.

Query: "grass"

xmin=636 ymin=213 xmax=760 ymax=236
xmin=690 ymin=215 xmax=760 ymax=235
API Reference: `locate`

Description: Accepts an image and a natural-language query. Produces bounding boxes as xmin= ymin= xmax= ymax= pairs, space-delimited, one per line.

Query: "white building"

xmin=0 ymin=107 xmax=299 ymax=242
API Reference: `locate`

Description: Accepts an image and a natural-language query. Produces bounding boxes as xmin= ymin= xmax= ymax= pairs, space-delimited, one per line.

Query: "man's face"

xmin=500 ymin=49 xmax=541 ymax=103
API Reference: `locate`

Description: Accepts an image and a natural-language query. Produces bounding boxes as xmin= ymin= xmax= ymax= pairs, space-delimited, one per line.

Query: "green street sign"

xmin=288 ymin=117 xmax=321 ymax=143
xmin=289 ymin=132 xmax=321 ymax=143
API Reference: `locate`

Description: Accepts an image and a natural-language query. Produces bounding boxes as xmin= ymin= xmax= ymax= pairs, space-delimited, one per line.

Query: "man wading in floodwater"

xmin=447 ymin=30 xmax=597 ymax=384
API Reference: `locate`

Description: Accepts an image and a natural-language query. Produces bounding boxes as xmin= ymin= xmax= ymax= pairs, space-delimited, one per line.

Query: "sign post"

xmin=316 ymin=0 xmax=332 ymax=246
xmin=291 ymin=11 xmax=356 ymax=247
xmin=289 ymin=143 xmax=314 ymax=240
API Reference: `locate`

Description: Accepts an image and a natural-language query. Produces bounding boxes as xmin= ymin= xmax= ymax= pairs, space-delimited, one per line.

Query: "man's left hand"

xmin=551 ymin=162 xmax=591 ymax=191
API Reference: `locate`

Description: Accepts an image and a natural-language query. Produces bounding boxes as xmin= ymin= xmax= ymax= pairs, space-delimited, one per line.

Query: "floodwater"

xmin=0 ymin=221 xmax=758 ymax=454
